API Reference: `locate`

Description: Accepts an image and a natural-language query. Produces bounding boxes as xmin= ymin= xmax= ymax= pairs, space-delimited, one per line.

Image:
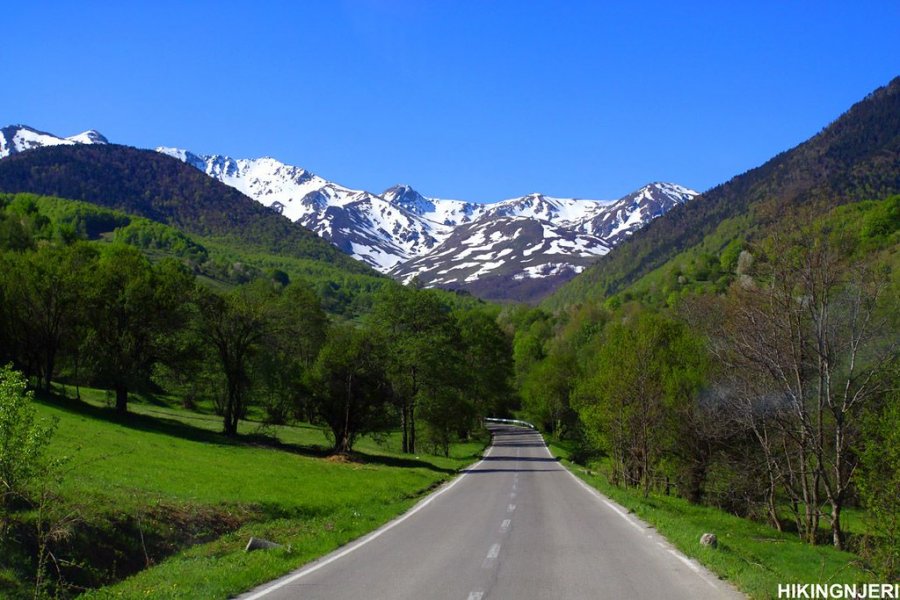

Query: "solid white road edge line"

xmin=538 ymin=431 xmax=727 ymax=593
xmin=239 ymin=442 xmax=493 ymax=600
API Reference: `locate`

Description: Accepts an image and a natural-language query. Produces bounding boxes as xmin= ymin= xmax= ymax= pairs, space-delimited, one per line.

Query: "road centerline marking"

xmin=507 ymin=503 xmax=516 ymax=512
xmin=500 ymin=519 xmax=511 ymax=531
xmin=482 ymin=543 xmax=502 ymax=568
xmin=487 ymin=543 xmax=501 ymax=559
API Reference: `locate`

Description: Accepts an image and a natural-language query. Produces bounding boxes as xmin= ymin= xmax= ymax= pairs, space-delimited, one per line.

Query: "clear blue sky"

xmin=3 ymin=1 xmax=898 ymax=201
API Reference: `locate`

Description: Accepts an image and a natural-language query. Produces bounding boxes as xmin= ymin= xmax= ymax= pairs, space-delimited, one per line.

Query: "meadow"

xmin=9 ymin=387 xmax=485 ymax=599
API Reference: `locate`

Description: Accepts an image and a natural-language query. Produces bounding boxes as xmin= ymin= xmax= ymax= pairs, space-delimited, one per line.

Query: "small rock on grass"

xmin=245 ymin=537 xmax=282 ymax=552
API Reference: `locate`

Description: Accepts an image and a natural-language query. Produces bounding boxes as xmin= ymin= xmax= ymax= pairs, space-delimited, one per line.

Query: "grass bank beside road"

xmin=10 ymin=388 xmax=486 ymax=599
xmin=546 ymin=439 xmax=874 ymax=600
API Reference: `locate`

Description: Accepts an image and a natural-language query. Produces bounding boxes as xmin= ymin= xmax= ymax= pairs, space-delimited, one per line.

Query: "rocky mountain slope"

xmin=390 ymin=184 xmax=695 ymax=302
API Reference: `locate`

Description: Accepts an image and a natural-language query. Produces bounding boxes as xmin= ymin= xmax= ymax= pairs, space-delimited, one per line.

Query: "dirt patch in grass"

xmin=3 ymin=499 xmax=261 ymax=599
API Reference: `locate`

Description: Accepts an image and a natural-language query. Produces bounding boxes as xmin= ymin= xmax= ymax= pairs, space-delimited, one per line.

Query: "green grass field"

xmin=13 ymin=388 xmax=485 ymax=599
xmin=546 ymin=440 xmax=875 ymax=600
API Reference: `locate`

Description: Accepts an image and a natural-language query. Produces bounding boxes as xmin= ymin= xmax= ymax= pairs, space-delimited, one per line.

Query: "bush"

xmin=858 ymin=390 xmax=900 ymax=580
xmin=0 ymin=365 xmax=57 ymax=509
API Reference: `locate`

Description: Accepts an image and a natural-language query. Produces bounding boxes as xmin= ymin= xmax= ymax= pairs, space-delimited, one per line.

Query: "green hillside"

xmin=0 ymin=192 xmax=387 ymax=316
xmin=0 ymin=144 xmax=372 ymax=276
xmin=501 ymin=77 xmax=900 ymax=590
xmin=0 ymin=383 xmax=483 ymax=599
xmin=546 ymin=76 xmax=900 ymax=309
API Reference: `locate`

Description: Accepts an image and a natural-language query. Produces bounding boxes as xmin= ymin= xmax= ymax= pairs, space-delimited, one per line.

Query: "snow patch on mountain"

xmin=391 ymin=182 xmax=697 ymax=291
xmin=0 ymin=125 xmax=107 ymax=158
xmin=0 ymin=124 xmax=700 ymax=300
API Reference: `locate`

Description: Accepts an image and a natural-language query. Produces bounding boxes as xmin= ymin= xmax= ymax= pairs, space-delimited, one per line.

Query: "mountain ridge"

xmin=154 ymin=146 xmax=697 ymax=301
xmin=0 ymin=143 xmax=373 ymax=276
xmin=545 ymin=75 xmax=900 ymax=309
xmin=0 ymin=124 xmax=698 ymax=302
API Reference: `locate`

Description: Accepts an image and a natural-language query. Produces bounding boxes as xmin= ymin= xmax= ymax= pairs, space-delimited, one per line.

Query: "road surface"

xmin=237 ymin=425 xmax=743 ymax=599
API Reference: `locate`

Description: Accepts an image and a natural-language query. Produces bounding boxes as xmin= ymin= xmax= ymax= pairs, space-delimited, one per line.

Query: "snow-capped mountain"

xmin=382 ymin=185 xmax=487 ymax=226
xmin=390 ymin=183 xmax=696 ymax=301
xmin=390 ymin=216 xmax=611 ymax=287
xmin=155 ymin=149 xmax=456 ymax=270
xmin=0 ymin=125 xmax=699 ymax=301
xmin=577 ymin=182 xmax=696 ymax=244
xmin=0 ymin=124 xmax=107 ymax=158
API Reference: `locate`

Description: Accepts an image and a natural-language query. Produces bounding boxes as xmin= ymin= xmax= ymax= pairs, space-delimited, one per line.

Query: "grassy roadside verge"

xmin=11 ymin=390 xmax=486 ymax=599
xmin=545 ymin=439 xmax=874 ymax=600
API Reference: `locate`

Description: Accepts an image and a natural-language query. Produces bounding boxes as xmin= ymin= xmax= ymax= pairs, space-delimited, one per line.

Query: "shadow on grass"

xmin=482 ymin=455 xmax=560 ymax=462
xmin=35 ymin=389 xmax=459 ymax=474
xmin=350 ymin=452 xmax=458 ymax=474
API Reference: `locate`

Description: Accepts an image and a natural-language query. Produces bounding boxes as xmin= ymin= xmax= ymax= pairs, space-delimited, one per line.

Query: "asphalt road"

xmin=237 ymin=425 xmax=744 ymax=600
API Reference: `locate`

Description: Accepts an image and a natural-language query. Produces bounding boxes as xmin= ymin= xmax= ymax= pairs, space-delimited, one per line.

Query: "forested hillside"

xmin=547 ymin=76 xmax=900 ymax=308
xmin=501 ymin=78 xmax=900 ymax=585
xmin=0 ymin=144 xmax=372 ymax=275
xmin=507 ymin=194 xmax=899 ymax=577
xmin=505 ymin=76 xmax=900 ymax=585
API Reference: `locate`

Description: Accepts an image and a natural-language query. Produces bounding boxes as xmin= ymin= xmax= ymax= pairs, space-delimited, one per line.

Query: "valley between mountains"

xmin=0 ymin=124 xmax=695 ymax=302
xmin=0 ymin=76 xmax=897 ymax=600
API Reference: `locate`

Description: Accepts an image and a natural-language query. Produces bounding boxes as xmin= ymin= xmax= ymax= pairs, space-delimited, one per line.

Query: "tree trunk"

xmin=767 ymin=478 xmax=783 ymax=532
xmin=831 ymin=501 xmax=844 ymax=551
xmin=409 ymin=402 xmax=417 ymax=454
xmin=686 ymin=447 xmax=709 ymax=504
xmin=400 ymin=398 xmax=409 ymax=454
xmin=339 ymin=374 xmax=353 ymax=454
xmin=223 ymin=381 xmax=238 ymax=436
xmin=224 ymin=410 xmax=239 ymax=437
xmin=43 ymin=346 xmax=55 ymax=392
xmin=407 ymin=366 xmax=418 ymax=454
xmin=115 ymin=383 xmax=128 ymax=413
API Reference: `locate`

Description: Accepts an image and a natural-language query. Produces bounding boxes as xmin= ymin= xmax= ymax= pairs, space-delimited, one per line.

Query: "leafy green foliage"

xmin=0 ymin=243 xmax=96 ymax=390
xmin=113 ymin=217 xmax=209 ymax=263
xmin=456 ymin=309 xmax=516 ymax=419
xmin=83 ymin=246 xmax=196 ymax=413
xmin=255 ymin=283 xmax=328 ymax=425
xmin=0 ymin=366 xmax=57 ymax=509
xmin=511 ymin=193 xmax=898 ymax=561
xmin=369 ymin=285 xmax=463 ymax=453
xmin=573 ymin=312 xmax=707 ymax=494
xmin=306 ymin=323 xmax=391 ymax=453
xmin=857 ymin=372 xmax=900 ymax=579
xmin=0 ymin=192 xmax=389 ymax=317
xmin=198 ymin=281 xmax=280 ymax=436
xmin=0 ymin=195 xmax=53 ymax=250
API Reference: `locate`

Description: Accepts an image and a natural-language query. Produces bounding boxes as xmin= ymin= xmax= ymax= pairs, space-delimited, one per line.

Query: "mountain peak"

xmin=625 ymin=182 xmax=697 ymax=205
xmin=382 ymin=184 xmax=436 ymax=216
xmin=0 ymin=124 xmax=108 ymax=159
xmin=383 ymin=184 xmax=425 ymax=201
xmin=66 ymin=130 xmax=108 ymax=144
